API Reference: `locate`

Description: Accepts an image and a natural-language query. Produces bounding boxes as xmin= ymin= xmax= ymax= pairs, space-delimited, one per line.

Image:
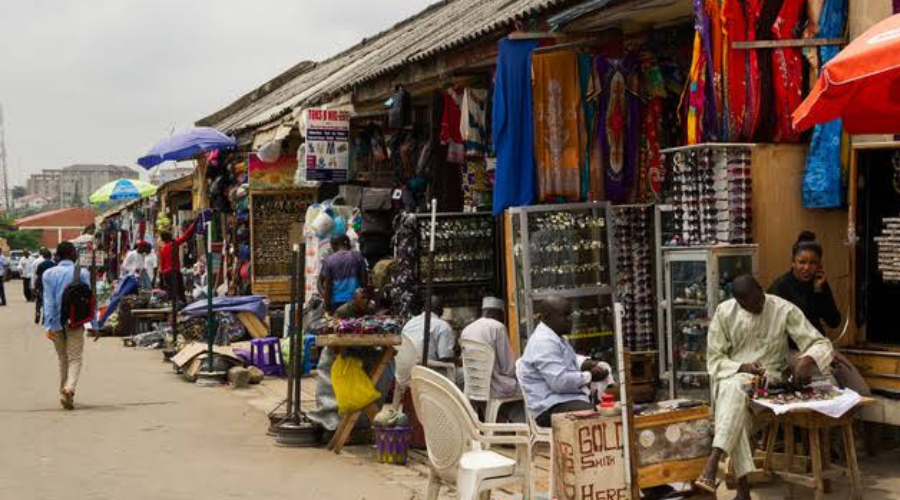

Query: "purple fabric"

xmin=181 ymin=294 xmax=268 ymax=321
xmin=598 ymin=55 xmax=641 ymax=202
xmin=895 ymin=0 xmax=900 ymax=14
xmin=695 ymin=0 xmax=719 ymax=141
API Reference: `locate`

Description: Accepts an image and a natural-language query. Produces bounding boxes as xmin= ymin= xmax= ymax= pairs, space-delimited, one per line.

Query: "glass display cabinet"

xmin=506 ymin=202 xmax=616 ymax=363
xmin=660 ymin=245 xmax=757 ymax=401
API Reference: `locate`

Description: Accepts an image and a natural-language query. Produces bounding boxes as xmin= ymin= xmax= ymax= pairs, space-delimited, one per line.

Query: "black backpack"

xmin=61 ymin=263 xmax=94 ymax=329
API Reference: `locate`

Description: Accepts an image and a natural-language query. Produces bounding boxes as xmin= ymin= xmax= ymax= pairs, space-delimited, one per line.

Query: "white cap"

xmin=482 ymin=297 xmax=504 ymax=310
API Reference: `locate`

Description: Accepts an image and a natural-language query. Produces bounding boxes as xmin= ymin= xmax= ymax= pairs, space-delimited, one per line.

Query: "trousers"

xmin=713 ymin=373 xmax=756 ymax=478
xmin=53 ymin=328 xmax=85 ymax=394
xmin=536 ymin=398 xmax=594 ymax=427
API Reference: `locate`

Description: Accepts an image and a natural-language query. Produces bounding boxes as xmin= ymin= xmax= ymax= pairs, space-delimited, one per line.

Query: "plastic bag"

xmin=332 ymin=354 xmax=381 ymax=415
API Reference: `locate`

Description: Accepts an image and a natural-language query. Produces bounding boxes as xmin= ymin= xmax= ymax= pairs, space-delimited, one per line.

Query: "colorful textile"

xmin=597 ymin=55 xmax=640 ymax=202
xmin=705 ymin=0 xmax=725 ymax=136
xmin=579 ymin=52 xmax=598 ymax=201
xmin=723 ymin=0 xmax=748 ymax=141
xmin=755 ymin=0 xmax=782 ymax=141
xmin=532 ymin=49 xmax=583 ymax=202
xmin=685 ymin=33 xmax=708 ymax=145
xmin=744 ymin=0 xmax=763 ymax=139
xmin=492 ymin=38 xmax=539 ymax=215
xmin=441 ymin=88 xmax=465 ymax=164
xmin=460 ymin=88 xmax=488 ymax=157
xmin=640 ymin=54 xmax=665 ymax=201
xmin=771 ymin=0 xmax=805 ymax=143
xmin=803 ymin=0 xmax=847 ymax=208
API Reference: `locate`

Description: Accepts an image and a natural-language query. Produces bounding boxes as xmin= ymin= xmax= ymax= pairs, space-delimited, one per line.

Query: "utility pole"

xmin=0 ymin=104 xmax=10 ymax=213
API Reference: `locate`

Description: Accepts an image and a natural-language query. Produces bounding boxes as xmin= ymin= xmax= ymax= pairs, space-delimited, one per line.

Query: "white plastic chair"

xmin=391 ymin=333 xmax=420 ymax=410
xmin=515 ymin=358 xmax=554 ymax=498
xmin=460 ymin=338 xmax=523 ymax=426
xmin=411 ymin=366 xmax=532 ymax=500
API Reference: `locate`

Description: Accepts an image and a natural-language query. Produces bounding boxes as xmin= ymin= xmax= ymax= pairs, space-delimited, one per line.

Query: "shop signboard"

xmin=304 ymin=108 xmax=350 ymax=182
xmin=248 ymin=153 xmax=298 ymax=190
xmin=552 ymin=411 xmax=630 ymax=500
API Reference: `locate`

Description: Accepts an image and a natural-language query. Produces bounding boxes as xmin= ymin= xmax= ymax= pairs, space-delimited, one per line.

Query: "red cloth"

xmin=723 ymin=0 xmax=748 ymax=141
xmin=794 ymin=13 xmax=900 ymax=134
xmin=744 ymin=0 xmax=763 ymax=140
xmin=159 ymin=221 xmax=197 ymax=274
xmin=439 ymin=89 xmax=463 ymax=145
xmin=771 ymin=0 xmax=805 ymax=142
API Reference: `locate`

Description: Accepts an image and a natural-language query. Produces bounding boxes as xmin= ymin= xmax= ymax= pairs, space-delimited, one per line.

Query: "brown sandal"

xmin=694 ymin=476 xmax=719 ymax=494
xmin=60 ymin=390 xmax=74 ymax=410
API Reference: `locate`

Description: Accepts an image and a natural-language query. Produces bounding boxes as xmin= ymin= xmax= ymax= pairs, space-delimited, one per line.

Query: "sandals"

xmin=694 ymin=475 xmax=719 ymax=494
xmin=60 ymin=390 xmax=74 ymax=411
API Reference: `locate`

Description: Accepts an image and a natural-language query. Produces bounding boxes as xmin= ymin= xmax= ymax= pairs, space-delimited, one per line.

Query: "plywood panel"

xmin=750 ymin=144 xmax=856 ymax=345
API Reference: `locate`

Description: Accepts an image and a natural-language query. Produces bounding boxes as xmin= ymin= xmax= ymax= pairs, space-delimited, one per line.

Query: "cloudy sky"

xmin=0 ymin=0 xmax=436 ymax=186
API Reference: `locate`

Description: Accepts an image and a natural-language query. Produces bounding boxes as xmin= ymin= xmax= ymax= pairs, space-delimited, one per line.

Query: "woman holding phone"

xmin=769 ymin=231 xmax=870 ymax=395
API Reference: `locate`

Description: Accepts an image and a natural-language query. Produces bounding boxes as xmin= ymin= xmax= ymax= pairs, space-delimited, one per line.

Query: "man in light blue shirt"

xmin=42 ymin=241 xmax=91 ymax=410
xmin=0 ymin=250 xmax=8 ymax=306
xmin=517 ymin=295 xmax=609 ymax=427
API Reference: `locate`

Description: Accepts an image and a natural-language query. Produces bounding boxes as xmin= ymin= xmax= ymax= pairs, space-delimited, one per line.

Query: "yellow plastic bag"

xmin=332 ymin=354 xmax=381 ymax=415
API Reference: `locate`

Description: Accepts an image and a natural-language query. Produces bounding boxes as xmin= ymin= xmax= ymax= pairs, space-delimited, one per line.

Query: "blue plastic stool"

xmin=250 ymin=338 xmax=285 ymax=377
xmin=302 ymin=333 xmax=318 ymax=375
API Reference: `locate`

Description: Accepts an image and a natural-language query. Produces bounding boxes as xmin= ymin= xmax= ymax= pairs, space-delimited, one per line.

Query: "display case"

xmin=506 ymin=202 xmax=616 ymax=362
xmin=660 ymin=245 xmax=757 ymax=401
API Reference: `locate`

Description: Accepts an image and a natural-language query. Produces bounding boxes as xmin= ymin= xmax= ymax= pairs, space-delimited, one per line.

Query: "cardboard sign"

xmin=552 ymin=411 xmax=630 ymax=500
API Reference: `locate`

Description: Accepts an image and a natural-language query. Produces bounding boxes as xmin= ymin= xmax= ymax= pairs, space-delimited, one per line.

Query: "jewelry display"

xmin=875 ymin=215 xmax=900 ymax=283
xmin=251 ymin=192 xmax=314 ymax=281
xmin=415 ymin=214 xmax=495 ymax=284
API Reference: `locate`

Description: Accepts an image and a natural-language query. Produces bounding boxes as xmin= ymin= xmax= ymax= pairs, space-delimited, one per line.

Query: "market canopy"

xmin=137 ymin=127 xmax=236 ymax=169
xmin=89 ymin=178 xmax=158 ymax=205
xmin=793 ymin=13 xmax=900 ymax=134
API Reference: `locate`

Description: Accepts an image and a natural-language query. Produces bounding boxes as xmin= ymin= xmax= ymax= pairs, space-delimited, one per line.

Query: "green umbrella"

xmin=89 ymin=178 xmax=158 ymax=205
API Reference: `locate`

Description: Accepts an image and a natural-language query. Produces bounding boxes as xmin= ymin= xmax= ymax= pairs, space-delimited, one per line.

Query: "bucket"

xmin=374 ymin=426 xmax=411 ymax=465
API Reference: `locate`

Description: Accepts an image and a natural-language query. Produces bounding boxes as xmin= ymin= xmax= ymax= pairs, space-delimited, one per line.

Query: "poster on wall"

xmin=248 ymin=153 xmax=298 ymax=190
xmin=304 ymin=108 xmax=350 ymax=182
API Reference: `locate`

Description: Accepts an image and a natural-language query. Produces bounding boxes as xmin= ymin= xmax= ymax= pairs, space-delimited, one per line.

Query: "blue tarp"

xmin=181 ymin=295 xmax=268 ymax=321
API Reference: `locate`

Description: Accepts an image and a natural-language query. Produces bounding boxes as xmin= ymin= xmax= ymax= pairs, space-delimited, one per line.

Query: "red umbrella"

xmin=793 ymin=14 xmax=900 ymax=134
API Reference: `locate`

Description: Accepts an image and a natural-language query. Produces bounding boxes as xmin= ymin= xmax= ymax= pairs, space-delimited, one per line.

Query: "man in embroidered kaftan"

xmin=696 ymin=275 xmax=833 ymax=500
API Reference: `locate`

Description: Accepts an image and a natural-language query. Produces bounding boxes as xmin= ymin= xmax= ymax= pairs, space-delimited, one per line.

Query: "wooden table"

xmin=754 ymin=396 xmax=874 ymax=500
xmin=315 ymin=334 xmax=401 ymax=454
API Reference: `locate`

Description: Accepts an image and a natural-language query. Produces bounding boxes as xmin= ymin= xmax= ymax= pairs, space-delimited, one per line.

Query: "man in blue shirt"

xmin=517 ymin=295 xmax=609 ymax=427
xmin=318 ymin=235 xmax=368 ymax=313
xmin=42 ymin=241 xmax=91 ymax=410
xmin=0 ymin=249 xmax=8 ymax=306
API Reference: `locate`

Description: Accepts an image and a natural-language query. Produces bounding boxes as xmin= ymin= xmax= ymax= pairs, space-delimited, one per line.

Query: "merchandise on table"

xmin=314 ymin=316 xmax=402 ymax=336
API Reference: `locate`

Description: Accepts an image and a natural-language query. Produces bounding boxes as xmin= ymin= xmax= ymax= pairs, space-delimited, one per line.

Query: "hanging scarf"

xmin=705 ymin=0 xmax=725 ymax=137
xmin=532 ymin=49 xmax=584 ymax=202
xmin=696 ymin=0 xmax=719 ymax=141
xmin=744 ymin=0 xmax=763 ymax=140
xmin=579 ymin=53 xmax=598 ymax=201
xmin=803 ymin=0 xmax=847 ymax=208
xmin=771 ymin=0 xmax=805 ymax=143
xmin=640 ymin=54 xmax=666 ymax=201
xmin=684 ymin=32 xmax=707 ymax=145
xmin=722 ymin=0 xmax=748 ymax=141
xmin=598 ymin=55 xmax=640 ymax=202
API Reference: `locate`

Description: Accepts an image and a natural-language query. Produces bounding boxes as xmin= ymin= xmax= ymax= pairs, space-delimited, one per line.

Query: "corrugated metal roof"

xmin=203 ymin=0 xmax=574 ymax=134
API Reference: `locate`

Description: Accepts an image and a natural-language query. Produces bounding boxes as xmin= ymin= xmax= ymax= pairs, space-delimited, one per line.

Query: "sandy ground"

xmin=0 ymin=288 xmax=413 ymax=500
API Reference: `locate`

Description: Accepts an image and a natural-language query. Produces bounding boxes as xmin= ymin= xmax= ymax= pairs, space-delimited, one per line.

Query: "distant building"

xmin=14 ymin=208 xmax=98 ymax=248
xmin=13 ymin=194 xmax=53 ymax=211
xmin=26 ymin=164 xmax=138 ymax=207
xmin=149 ymin=165 xmax=195 ymax=185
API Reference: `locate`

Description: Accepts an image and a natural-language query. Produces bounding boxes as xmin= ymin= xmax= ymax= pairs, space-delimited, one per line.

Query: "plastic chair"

xmin=515 ymin=358 xmax=554 ymax=499
xmin=250 ymin=337 xmax=285 ymax=376
xmin=301 ymin=333 xmax=318 ymax=375
xmin=460 ymin=339 xmax=523 ymax=428
xmin=411 ymin=366 xmax=532 ymax=500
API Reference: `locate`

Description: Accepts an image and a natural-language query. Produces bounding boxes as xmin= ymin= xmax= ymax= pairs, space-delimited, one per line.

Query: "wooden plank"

xmin=634 ymin=405 xmax=711 ymax=429
xmin=315 ymin=334 xmax=402 ymax=348
xmin=774 ymin=470 xmax=817 ymax=489
xmin=237 ymin=311 xmax=269 ymax=339
xmin=732 ymin=38 xmax=846 ymax=49
xmin=636 ymin=457 xmax=707 ymax=488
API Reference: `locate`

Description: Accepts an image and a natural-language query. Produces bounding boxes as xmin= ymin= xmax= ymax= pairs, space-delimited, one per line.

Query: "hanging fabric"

xmin=771 ymin=0 xmax=806 ymax=143
xmin=533 ymin=48 xmax=584 ymax=202
xmin=722 ymin=0 xmax=749 ymax=141
xmin=440 ymin=87 xmax=465 ymax=164
xmin=696 ymin=0 xmax=719 ymax=141
xmin=640 ymin=53 xmax=665 ymax=202
xmin=460 ymin=88 xmax=488 ymax=158
xmin=684 ymin=33 xmax=708 ymax=145
xmin=744 ymin=0 xmax=763 ymax=140
xmin=704 ymin=0 xmax=725 ymax=138
xmin=578 ymin=53 xmax=597 ymax=201
xmin=491 ymin=38 xmax=539 ymax=215
xmin=598 ymin=55 xmax=640 ymax=202
xmin=803 ymin=0 xmax=848 ymax=208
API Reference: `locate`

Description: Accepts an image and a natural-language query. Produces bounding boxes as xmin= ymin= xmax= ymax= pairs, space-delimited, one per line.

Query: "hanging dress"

xmin=722 ymin=0 xmax=749 ymax=141
xmin=771 ymin=0 xmax=805 ymax=143
xmin=743 ymin=0 xmax=763 ymax=140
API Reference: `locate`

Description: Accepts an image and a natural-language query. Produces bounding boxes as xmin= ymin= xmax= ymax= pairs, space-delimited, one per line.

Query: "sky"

xmin=0 ymin=0 xmax=437 ymax=186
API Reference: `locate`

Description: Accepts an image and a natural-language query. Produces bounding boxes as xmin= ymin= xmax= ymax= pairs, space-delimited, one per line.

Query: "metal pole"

xmin=292 ymin=244 xmax=306 ymax=419
xmin=421 ymin=199 xmax=437 ymax=366
xmin=285 ymin=244 xmax=299 ymax=418
xmin=205 ymin=216 xmax=216 ymax=372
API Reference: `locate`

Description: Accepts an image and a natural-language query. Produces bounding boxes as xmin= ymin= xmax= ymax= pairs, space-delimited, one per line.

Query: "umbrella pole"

xmin=205 ymin=215 xmax=216 ymax=373
xmin=421 ymin=200 xmax=437 ymax=366
xmin=285 ymin=244 xmax=299 ymax=418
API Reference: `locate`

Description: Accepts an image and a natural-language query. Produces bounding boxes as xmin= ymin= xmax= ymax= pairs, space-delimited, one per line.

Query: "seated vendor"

xmin=402 ymin=296 xmax=462 ymax=384
xmin=696 ymin=275 xmax=834 ymax=500
xmin=517 ymin=295 xmax=610 ymax=427
xmin=460 ymin=296 xmax=519 ymax=399
xmin=334 ymin=288 xmax=375 ymax=319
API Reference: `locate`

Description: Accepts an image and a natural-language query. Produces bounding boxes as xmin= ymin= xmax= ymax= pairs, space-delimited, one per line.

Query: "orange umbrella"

xmin=793 ymin=13 xmax=900 ymax=134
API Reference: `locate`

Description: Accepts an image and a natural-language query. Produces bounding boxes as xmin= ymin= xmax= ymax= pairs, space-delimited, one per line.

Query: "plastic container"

xmin=374 ymin=425 xmax=412 ymax=465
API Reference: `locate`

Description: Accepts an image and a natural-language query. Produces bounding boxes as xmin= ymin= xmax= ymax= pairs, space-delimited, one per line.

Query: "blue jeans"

xmin=99 ymin=275 xmax=139 ymax=327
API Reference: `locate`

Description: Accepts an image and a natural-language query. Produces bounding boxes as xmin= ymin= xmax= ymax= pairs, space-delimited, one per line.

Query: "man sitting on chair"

xmin=517 ymin=295 xmax=610 ymax=427
xmin=696 ymin=275 xmax=834 ymax=500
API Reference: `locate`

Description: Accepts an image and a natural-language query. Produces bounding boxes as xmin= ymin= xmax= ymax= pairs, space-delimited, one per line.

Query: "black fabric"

xmin=535 ymin=399 xmax=594 ymax=427
xmin=388 ymin=86 xmax=412 ymax=129
xmin=769 ymin=270 xmax=841 ymax=350
xmin=360 ymin=188 xmax=395 ymax=236
xmin=359 ymin=235 xmax=392 ymax=269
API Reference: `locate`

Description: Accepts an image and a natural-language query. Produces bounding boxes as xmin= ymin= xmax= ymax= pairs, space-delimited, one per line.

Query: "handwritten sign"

xmin=552 ymin=412 xmax=630 ymax=500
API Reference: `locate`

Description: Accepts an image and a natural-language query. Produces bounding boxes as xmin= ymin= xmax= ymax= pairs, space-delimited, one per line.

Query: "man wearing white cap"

xmin=460 ymin=297 xmax=519 ymax=399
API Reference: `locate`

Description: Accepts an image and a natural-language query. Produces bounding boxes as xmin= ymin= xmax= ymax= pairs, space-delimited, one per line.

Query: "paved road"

xmin=0 ymin=288 xmax=412 ymax=500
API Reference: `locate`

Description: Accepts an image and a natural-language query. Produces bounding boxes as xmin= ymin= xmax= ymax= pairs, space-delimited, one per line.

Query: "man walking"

xmin=33 ymin=248 xmax=55 ymax=324
xmin=42 ymin=242 xmax=91 ymax=410
xmin=19 ymin=250 xmax=34 ymax=302
xmin=0 ymin=249 xmax=8 ymax=306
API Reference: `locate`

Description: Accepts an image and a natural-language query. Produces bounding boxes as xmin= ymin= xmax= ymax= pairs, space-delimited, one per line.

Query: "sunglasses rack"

xmin=875 ymin=215 xmax=900 ymax=283
xmin=664 ymin=145 xmax=753 ymax=246
xmin=611 ymin=205 xmax=656 ymax=353
xmin=414 ymin=213 xmax=496 ymax=286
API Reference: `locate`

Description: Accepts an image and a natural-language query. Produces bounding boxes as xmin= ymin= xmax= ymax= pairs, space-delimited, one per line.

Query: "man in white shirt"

xmin=401 ymin=296 xmax=461 ymax=383
xmin=19 ymin=251 xmax=35 ymax=302
xmin=143 ymin=247 xmax=158 ymax=288
xmin=460 ymin=296 xmax=519 ymax=398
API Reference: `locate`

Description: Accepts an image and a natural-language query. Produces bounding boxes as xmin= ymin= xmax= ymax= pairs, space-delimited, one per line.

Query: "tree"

xmin=0 ymin=216 xmax=40 ymax=249
xmin=11 ymin=186 xmax=25 ymax=199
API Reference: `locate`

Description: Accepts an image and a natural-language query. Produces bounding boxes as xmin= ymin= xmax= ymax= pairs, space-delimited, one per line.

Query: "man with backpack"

xmin=42 ymin=241 xmax=92 ymax=410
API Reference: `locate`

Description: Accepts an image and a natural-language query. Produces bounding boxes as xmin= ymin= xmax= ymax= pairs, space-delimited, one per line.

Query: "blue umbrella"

xmin=89 ymin=179 xmax=158 ymax=204
xmin=137 ymin=127 xmax=236 ymax=169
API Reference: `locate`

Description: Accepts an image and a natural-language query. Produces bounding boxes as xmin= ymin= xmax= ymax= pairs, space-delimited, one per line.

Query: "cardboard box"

xmin=552 ymin=411 xmax=631 ymax=500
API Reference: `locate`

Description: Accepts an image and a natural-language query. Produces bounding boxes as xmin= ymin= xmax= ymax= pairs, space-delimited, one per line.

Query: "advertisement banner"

xmin=304 ymin=108 xmax=350 ymax=182
xmin=248 ymin=154 xmax=298 ymax=190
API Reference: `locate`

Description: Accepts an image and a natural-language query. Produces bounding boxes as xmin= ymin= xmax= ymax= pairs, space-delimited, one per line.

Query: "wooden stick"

xmin=732 ymin=38 xmax=846 ymax=49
